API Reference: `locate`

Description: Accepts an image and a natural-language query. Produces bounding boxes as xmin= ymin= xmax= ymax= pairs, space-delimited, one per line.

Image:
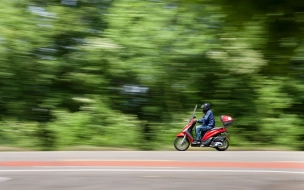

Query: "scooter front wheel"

xmin=174 ymin=136 xmax=190 ymax=151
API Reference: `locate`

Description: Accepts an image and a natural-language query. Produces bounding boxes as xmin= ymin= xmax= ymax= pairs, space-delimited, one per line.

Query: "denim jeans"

xmin=196 ymin=125 xmax=213 ymax=141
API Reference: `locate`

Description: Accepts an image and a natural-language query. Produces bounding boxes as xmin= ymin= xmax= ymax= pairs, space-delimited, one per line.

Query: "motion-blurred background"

xmin=0 ymin=0 xmax=303 ymax=151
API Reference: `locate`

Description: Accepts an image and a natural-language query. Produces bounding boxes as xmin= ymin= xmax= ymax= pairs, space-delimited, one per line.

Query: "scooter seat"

xmin=212 ymin=127 xmax=224 ymax=130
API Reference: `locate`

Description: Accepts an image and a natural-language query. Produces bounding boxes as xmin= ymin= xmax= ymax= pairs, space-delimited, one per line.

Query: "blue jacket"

xmin=197 ymin=110 xmax=215 ymax=128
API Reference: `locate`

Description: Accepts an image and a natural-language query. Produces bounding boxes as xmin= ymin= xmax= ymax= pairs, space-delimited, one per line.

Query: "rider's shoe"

xmin=193 ymin=140 xmax=201 ymax=144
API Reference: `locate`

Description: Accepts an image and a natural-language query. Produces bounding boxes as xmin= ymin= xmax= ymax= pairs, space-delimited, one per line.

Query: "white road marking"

xmin=0 ymin=169 xmax=303 ymax=174
xmin=0 ymin=177 xmax=11 ymax=183
xmin=32 ymin=166 xmax=180 ymax=169
xmin=62 ymin=160 xmax=175 ymax=161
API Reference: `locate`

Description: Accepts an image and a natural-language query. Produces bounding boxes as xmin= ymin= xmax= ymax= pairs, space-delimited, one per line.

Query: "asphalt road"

xmin=0 ymin=151 xmax=303 ymax=190
xmin=0 ymin=151 xmax=303 ymax=162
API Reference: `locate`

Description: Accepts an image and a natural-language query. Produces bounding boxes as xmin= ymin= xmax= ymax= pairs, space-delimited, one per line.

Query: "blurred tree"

xmin=0 ymin=0 xmax=303 ymax=150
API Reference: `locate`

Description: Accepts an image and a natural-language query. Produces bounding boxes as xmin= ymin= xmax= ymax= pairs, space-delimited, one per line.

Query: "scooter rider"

xmin=193 ymin=103 xmax=215 ymax=144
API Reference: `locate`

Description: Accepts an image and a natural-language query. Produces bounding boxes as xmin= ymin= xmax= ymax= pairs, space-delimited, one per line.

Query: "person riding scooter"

xmin=193 ymin=103 xmax=215 ymax=144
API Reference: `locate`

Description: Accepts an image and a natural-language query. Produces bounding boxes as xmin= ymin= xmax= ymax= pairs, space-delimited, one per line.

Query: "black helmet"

xmin=201 ymin=103 xmax=210 ymax=113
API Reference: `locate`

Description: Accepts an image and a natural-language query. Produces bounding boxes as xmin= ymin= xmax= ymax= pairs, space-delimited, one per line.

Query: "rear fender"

xmin=223 ymin=132 xmax=230 ymax=141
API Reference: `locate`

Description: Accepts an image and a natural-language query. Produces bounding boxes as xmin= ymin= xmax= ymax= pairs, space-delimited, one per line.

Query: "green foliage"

xmin=46 ymin=98 xmax=142 ymax=148
xmin=0 ymin=0 xmax=303 ymax=151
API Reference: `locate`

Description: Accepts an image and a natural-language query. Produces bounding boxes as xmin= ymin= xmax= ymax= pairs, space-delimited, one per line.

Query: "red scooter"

xmin=174 ymin=104 xmax=233 ymax=151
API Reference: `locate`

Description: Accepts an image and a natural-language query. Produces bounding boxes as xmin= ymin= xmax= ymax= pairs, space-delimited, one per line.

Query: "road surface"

xmin=0 ymin=151 xmax=303 ymax=190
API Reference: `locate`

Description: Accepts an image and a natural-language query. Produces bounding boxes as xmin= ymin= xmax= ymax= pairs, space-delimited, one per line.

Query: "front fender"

xmin=176 ymin=132 xmax=185 ymax=137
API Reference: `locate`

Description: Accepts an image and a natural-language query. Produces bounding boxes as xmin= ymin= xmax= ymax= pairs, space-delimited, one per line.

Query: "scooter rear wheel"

xmin=174 ymin=136 xmax=190 ymax=151
xmin=215 ymin=138 xmax=229 ymax=151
